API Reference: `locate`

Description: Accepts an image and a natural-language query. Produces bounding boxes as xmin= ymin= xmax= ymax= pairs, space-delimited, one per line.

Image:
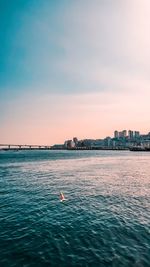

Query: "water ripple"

xmin=0 ymin=150 xmax=150 ymax=266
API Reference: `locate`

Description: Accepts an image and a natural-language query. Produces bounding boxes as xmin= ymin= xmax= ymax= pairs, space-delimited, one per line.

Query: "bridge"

xmin=0 ymin=144 xmax=52 ymax=150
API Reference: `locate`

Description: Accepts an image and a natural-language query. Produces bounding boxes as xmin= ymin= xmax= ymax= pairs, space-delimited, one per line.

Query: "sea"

xmin=0 ymin=150 xmax=150 ymax=267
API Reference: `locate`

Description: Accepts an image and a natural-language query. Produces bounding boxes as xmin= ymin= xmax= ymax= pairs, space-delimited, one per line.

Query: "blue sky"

xmin=0 ymin=0 xmax=150 ymax=144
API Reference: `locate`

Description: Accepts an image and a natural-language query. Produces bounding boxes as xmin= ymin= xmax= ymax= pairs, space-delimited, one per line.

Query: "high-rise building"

xmin=134 ymin=131 xmax=140 ymax=138
xmin=114 ymin=130 xmax=119 ymax=139
xmin=122 ymin=130 xmax=127 ymax=138
xmin=128 ymin=130 xmax=134 ymax=139
xmin=118 ymin=130 xmax=127 ymax=138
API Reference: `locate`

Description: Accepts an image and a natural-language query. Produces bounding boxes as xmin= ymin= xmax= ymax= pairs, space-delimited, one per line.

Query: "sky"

xmin=0 ymin=0 xmax=150 ymax=145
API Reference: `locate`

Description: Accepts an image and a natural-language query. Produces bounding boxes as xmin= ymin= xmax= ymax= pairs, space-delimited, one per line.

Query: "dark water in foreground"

xmin=0 ymin=150 xmax=150 ymax=267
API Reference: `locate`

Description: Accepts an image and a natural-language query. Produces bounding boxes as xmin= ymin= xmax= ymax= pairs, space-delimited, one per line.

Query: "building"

xmin=104 ymin=137 xmax=112 ymax=147
xmin=122 ymin=130 xmax=127 ymax=138
xmin=118 ymin=130 xmax=127 ymax=138
xmin=134 ymin=131 xmax=140 ymax=138
xmin=73 ymin=137 xmax=78 ymax=146
xmin=80 ymin=139 xmax=94 ymax=148
xmin=64 ymin=140 xmax=75 ymax=149
xmin=114 ymin=130 xmax=119 ymax=139
xmin=128 ymin=130 xmax=134 ymax=139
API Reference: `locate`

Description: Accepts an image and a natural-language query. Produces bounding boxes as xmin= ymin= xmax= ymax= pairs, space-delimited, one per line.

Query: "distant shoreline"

xmin=1 ymin=147 xmax=150 ymax=152
xmin=0 ymin=147 xmax=131 ymax=151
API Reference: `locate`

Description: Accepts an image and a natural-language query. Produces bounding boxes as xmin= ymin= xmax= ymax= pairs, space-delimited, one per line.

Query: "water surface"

xmin=0 ymin=150 xmax=150 ymax=267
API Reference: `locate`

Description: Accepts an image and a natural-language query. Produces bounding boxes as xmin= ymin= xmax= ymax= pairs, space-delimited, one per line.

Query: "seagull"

xmin=60 ymin=192 xmax=67 ymax=202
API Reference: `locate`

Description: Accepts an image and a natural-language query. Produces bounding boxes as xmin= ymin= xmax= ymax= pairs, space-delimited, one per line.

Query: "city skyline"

xmin=0 ymin=128 xmax=149 ymax=147
xmin=1 ymin=0 xmax=150 ymax=145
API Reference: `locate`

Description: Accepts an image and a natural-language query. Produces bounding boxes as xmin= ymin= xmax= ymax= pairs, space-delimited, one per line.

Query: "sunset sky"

xmin=0 ymin=0 xmax=150 ymax=145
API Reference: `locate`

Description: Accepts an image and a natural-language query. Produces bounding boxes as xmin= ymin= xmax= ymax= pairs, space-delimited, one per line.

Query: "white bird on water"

xmin=59 ymin=192 xmax=67 ymax=202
